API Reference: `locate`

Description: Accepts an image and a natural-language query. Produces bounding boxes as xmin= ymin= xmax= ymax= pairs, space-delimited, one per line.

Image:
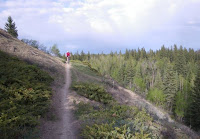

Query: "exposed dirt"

xmin=40 ymin=64 xmax=101 ymax=139
xmin=40 ymin=64 xmax=80 ymax=139
xmin=0 ymin=28 xmax=65 ymax=84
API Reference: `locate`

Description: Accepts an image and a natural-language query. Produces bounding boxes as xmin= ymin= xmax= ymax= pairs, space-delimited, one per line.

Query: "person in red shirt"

xmin=66 ymin=51 xmax=70 ymax=64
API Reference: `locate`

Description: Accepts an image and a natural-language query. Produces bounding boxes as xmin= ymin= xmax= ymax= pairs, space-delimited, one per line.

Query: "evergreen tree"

xmin=124 ymin=49 xmax=130 ymax=60
xmin=118 ymin=64 xmax=126 ymax=85
xmin=5 ymin=16 xmax=18 ymax=38
xmin=159 ymin=45 xmax=166 ymax=58
xmin=175 ymin=48 xmax=187 ymax=77
xmin=50 ymin=44 xmax=61 ymax=57
xmin=141 ymin=48 xmax=147 ymax=59
xmin=163 ymin=64 xmax=177 ymax=112
xmin=126 ymin=60 xmax=135 ymax=88
xmin=154 ymin=70 xmax=163 ymax=90
xmin=80 ymin=50 xmax=85 ymax=61
xmin=87 ymin=51 xmax=91 ymax=61
xmin=148 ymin=49 xmax=155 ymax=59
xmin=169 ymin=47 xmax=173 ymax=62
xmin=188 ymin=48 xmax=195 ymax=62
xmin=188 ymin=64 xmax=200 ymax=130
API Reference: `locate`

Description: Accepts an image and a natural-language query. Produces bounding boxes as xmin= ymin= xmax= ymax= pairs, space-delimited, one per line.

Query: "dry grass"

xmin=0 ymin=28 xmax=65 ymax=85
xmin=0 ymin=28 xmax=66 ymax=137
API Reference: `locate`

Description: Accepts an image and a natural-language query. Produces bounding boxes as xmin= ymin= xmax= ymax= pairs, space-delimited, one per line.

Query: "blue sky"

xmin=0 ymin=0 xmax=200 ymax=54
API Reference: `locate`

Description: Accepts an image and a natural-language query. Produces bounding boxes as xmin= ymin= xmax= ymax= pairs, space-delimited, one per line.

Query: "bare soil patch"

xmin=0 ymin=28 xmax=65 ymax=84
xmin=40 ymin=64 xmax=80 ymax=139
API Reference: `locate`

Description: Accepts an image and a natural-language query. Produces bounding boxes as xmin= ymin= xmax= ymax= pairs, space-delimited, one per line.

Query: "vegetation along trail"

xmin=41 ymin=63 xmax=77 ymax=139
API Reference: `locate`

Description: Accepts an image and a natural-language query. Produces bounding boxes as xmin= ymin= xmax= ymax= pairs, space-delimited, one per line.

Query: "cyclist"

xmin=66 ymin=51 xmax=70 ymax=64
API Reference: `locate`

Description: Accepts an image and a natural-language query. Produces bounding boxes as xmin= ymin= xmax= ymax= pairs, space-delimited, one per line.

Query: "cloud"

xmin=0 ymin=0 xmax=200 ymax=53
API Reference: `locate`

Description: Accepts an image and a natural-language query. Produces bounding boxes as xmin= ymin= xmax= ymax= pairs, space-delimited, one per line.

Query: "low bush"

xmin=71 ymin=82 xmax=113 ymax=104
xmin=147 ymin=88 xmax=165 ymax=106
xmin=134 ymin=77 xmax=146 ymax=92
xmin=82 ymin=61 xmax=100 ymax=74
xmin=0 ymin=51 xmax=53 ymax=138
xmin=71 ymin=62 xmax=100 ymax=77
xmin=82 ymin=123 xmax=135 ymax=139
xmin=74 ymin=102 xmax=157 ymax=139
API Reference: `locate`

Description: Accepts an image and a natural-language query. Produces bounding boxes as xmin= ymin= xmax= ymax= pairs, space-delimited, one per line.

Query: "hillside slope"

xmin=70 ymin=61 xmax=199 ymax=139
xmin=0 ymin=50 xmax=54 ymax=138
xmin=0 ymin=28 xmax=65 ymax=82
xmin=0 ymin=28 xmax=68 ymax=138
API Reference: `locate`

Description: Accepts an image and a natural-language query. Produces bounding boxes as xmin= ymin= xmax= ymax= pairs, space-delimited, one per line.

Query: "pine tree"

xmin=141 ymin=48 xmax=147 ymax=59
xmin=80 ymin=50 xmax=85 ymax=61
xmin=160 ymin=45 xmax=167 ymax=58
xmin=126 ymin=60 xmax=135 ymax=88
xmin=163 ymin=64 xmax=177 ymax=112
xmin=87 ymin=51 xmax=91 ymax=61
xmin=5 ymin=16 xmax=18 ymax=38
xmin=124 ymin=49 xmax=130 ymax=60
xmin=154 ymin=70 xmax=163 ymax=90
xmin=149 ymin=49 xmax=155 ymax=59
xmin=175 ymin=46 xmax=187 ymax=76
xmin=188 ymin=64 xmax=200 ymax=130
xmin=50 ymin=44 xmax=61 ymax=57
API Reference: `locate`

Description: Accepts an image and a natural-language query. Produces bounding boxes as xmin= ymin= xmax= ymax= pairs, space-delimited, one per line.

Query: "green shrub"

xmin=74 ymin=102 xmax=136 ymax=125
xmin=82 ymin=123 xmax=135 ymax=139
xmin=82 ymin=61 xmax=100 ymax=74
xmin=134 ymin=77 xmax=146 ymax=92
xmin=174 ymin=91 xmax=187 ymax=121
xmin=147 ymin=88 xmax=165 ymax=106
xmin=71 ymin=62 xmax=100 ymax=77
xmin=71 ymin=82 xmax=113 ymax=104
xmin=74 ymin=102 xmax=155 ymax=139
xmin=0 ymin=51 xmax=53 ymax=138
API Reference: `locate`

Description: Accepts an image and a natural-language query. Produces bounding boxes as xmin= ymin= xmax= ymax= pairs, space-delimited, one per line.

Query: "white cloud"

xmin=89 ymin=19 xmax=113 ymax=33
xmin=0 ymin=0 xmax=200 ymax=52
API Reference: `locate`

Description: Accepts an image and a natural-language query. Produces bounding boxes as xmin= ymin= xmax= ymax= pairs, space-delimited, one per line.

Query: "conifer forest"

xmin=71 ymin=45 xmax=200 ymax=131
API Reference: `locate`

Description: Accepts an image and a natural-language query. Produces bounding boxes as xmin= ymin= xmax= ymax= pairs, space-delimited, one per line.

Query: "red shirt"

xmin=66 ymin=52 xmax=70 ymax=57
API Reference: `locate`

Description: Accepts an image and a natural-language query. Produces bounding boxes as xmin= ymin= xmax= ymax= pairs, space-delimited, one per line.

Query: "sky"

xmin=0 ymin=0 xmax=200 ymax=54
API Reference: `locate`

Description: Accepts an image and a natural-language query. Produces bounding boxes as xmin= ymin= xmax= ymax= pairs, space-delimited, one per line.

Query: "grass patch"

xmin=71 ymin=68 xmax=78 ymax=83
xmin=71 ymin=82 xmax=113 ymax=104
xmin=71 ymin=61 xmax=100 ymax=77
xmin=0 ymin=51 xmax=53 ymax=138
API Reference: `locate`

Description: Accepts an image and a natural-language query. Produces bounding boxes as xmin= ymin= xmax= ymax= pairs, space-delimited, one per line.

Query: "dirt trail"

xmin=41 ymin=64 xmax=78 ymax=139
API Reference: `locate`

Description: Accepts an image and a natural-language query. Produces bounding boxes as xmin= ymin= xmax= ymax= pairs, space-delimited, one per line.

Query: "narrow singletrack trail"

xmin=41 ymin=64 xmax=78 ymax=139
xmin=60 ymin=64 xmax=76 ymax=139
